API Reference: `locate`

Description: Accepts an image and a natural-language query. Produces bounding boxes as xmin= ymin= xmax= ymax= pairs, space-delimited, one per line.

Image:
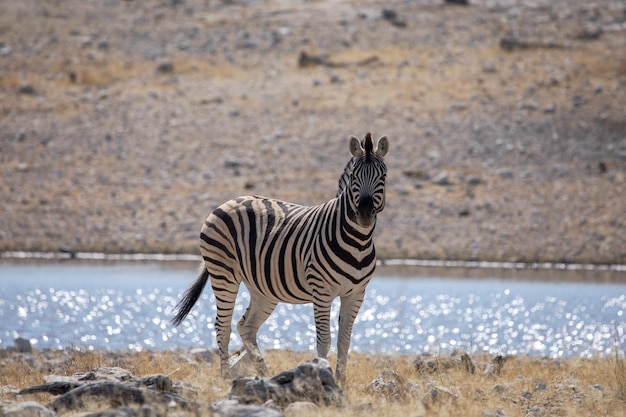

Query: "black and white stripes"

xmin=172 ymin=133 xmax=389 ymax=383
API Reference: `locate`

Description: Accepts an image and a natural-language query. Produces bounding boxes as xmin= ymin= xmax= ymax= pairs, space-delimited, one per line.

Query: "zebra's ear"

xmin=376 ymin=136 xmax=389 ymax=158
xmin=349 ymin=135 xmax=364 ymax=158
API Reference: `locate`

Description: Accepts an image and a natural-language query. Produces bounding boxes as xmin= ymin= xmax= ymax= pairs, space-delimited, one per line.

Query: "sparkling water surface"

xmin=0 ymin=261 xmax=624 ymax=357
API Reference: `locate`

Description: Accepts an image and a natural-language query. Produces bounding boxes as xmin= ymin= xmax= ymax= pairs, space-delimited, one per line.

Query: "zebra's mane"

xmin=336 ymin=157 xmax=355 ymax=198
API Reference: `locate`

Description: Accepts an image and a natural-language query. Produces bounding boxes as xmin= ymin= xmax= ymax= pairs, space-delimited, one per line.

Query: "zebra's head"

xmin=347 ymin=133 xmax=389 ymax=228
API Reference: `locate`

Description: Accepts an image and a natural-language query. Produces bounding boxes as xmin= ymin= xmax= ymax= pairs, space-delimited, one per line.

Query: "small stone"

xmin=212 ymin=399 xmax=284 ymax=417
xmin=467 ymin=175 xmax=482 ymax=185
xmin=381 ymin=9 xmax=398 ymax=21
xmin=0 ymin=43 xmax=11 ymax=56
xmin=367 ymin=368 xmax=407 ymax=400
xmin=542 ymin=104 xmax=556 ymax=113
xmin=496 ymin=170 xmax=514 ymax=179
xmin=493 ymin=384 xmax=505 ymax=393
xmin=483 ymin=410 xmax=506 ymax=417
xmin=431 ymin=172 xmax=451 ymax=185
xmin=1 ymin=401 xmax=56 ymax=417
xmin=449 ymin=103 xmax=468 ymax=112
xmin=17 ymin=83 xmax=36 ymax=95
xmin=189 ymin=347 xmax=214 ymax=362
xmin=420 ymin=386 xmax=457 ymax=410
xmin=223 ymin=156 xmax=245 ymax=169
xmin=156 ymin=61 xmax=174 ymax=74
xmin=138 ymin=374 xmax=172 ymax=391
xmin=284 ymin=401 xmax=319 ymax=417
xmin=381 ymin=8 xmax=407 ymax=27
xmin=14 ymin=337 xmax=32 ymax=353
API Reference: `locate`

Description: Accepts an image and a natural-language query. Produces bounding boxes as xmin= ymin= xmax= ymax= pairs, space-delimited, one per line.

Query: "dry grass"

xmin=1 ymin=348 xmax=625 ymax=416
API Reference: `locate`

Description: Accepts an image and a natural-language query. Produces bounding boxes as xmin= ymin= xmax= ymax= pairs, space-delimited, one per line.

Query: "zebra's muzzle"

xmin=356 ymin=197 xmax=376 ymax=227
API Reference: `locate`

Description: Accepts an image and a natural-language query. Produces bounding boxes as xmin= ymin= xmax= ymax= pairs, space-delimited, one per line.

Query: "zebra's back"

xmin=200 ymin=195 xmax=332 ymax=304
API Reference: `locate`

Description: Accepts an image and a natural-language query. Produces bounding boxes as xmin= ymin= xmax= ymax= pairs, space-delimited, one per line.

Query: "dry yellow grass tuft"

xmin=1 ymin=348 xmax=625 ymax=416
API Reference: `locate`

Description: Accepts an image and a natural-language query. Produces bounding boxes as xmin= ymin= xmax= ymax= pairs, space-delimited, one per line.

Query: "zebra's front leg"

xmin=336 ymin=291 xmax=365 ymax=384
xmin=237 ymin=294 xmax=277 ymax=375
xmin=313 ymin=298 xmax=333 ymax=360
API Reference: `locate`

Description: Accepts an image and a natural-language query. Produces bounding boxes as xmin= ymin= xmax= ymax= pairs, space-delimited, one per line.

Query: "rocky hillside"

xmin=1 ymin=0 xmax=625 ymax=263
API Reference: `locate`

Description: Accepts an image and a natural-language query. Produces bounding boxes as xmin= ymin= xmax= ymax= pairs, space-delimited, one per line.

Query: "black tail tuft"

xmin=171 ymin=265 xmax=210 ymax=326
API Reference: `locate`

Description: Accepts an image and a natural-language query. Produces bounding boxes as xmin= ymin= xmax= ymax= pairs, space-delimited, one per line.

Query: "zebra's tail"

xmin=171 ymin=264 xmax=209 ymax=326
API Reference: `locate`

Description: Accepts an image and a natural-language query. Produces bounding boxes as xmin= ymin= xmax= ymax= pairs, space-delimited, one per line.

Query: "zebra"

xmin=171 ymin=132 xmax=389 ymax=383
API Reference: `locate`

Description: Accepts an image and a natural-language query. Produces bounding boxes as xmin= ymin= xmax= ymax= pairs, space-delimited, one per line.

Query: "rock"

xmin=137 ymin=375 xmax=172 ymax=391
xmin=18 ymin=364 xmax=201 ymax=416
xmin=212 ymin=399 xmax=284 ymax=417
xmin=223 ymin=156 xmax=254 ymax=170
xmin=431 ymin=172 xmax=451 ymax=186
xmin=413 ymin=352 xmax=475 ymax=374
xmin=189 ymin=347 xmax=214 ymax=363
xmin=367 ymin=368 xmax=407 ymax=400
xmin=0 ymin=43 xmax=11 ymax=56
xmin=90 ymin=367 xmax=133 ymax=382
xmin=381 ymin=9 xmax=407 ymax=28
xmin=17 ymin=84 xmax=36 ymax=95
xmin=460 ymin=352 xmax=475 ymax=374
xmin=525 ymin=405 xmax=545 ymax=417
xmin=0 ymin=385 xmax=20 ymax=396
xmin=229 ymin=358 xmax=343 ymax=407
xmin=542 ymin=104 xmax=556 ymax=113
xmin=19 ymin=380 xmax=83 ymax=395
xmin=46 ymin=381 xmax=196 ymax=415
xmin=449 ymin=103 xmax=468 ymax=112
xmin=0 ymin=401 xmax=56 ymax=417
xmin=156 ymin=61 xmax=174 ymax=74
xmin=82 ymin=405 xmax=159 ymax=417
xmin=420 ymin=386 xmax=458 ymax=410
xmin=172 ymin=381 xmax=199 ymax=398
xmin=483 ymin=355 xmax=507 ymax=376
xmin=483 ymin=410 xmax=506 ymax=417
xmin=14 ymin=337 xmax=33 ymax=353
xmin=283 ymin=401 xmax=319 ymax=417
xmin=466 ymin=175 xmax=483 ymax=185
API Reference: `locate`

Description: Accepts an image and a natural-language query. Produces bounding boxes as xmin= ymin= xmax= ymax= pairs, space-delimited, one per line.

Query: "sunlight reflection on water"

xmin=0 ymin=261 xmax=624 ymax=358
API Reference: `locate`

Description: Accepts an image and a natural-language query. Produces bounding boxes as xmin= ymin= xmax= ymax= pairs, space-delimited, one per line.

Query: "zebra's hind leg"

xmin=237 ymin=293 xmax=277 ymax=375
xmin=211 ymin=279 xmax=239 ymax=379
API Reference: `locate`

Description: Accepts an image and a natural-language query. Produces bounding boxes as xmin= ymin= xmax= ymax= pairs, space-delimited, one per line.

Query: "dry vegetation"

xmin=1 ymin=348 xmax=625 ymax=416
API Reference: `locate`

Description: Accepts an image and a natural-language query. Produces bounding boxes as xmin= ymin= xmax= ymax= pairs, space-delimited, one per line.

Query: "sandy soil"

xmin=1 ymin=0 xmax=625 ymax=264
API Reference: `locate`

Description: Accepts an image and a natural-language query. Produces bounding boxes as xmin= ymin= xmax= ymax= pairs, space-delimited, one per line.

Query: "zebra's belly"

xmin=239 ymin=267 xmax=314 ymax=304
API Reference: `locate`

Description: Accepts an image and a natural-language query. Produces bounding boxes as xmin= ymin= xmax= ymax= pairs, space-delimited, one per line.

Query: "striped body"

xmin=204 ymin=195 xmax=376 ymax=304
xmin=172 ymin=133 xmax=389 ymax=383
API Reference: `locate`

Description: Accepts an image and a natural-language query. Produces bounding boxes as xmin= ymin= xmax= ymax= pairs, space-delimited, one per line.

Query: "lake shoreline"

xmin=3 ymin=250 xmax=626 ymax=273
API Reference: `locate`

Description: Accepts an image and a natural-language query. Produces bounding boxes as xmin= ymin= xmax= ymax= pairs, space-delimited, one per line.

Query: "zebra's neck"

xmin=335 ymin=188 xmax=375 ymax=249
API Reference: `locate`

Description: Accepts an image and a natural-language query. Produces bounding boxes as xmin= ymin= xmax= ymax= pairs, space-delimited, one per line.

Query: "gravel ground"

xmin=1 ymin=0 xmax=625 ymax=263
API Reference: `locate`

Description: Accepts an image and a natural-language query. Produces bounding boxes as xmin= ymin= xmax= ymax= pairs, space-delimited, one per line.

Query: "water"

xmin=0 ymin=260 xmax=624 ymax=358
